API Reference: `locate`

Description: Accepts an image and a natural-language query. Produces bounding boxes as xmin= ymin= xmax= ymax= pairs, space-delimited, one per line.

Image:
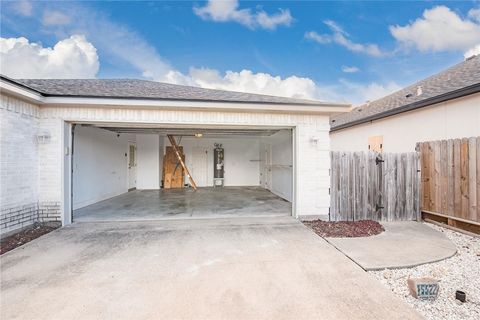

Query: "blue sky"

xmin=1 ymin=1 xmax=480 ymax=105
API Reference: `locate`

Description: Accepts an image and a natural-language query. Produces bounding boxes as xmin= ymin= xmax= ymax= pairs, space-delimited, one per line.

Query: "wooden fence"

xmin=330 ymin=151 xmax=420 ymax=221
xmin=417 ymin=137 xmax=480 ymax=229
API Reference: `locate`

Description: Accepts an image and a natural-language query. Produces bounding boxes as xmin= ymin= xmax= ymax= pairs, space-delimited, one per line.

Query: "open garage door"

xmin=70 ymin=124 xmax=294 ymax=222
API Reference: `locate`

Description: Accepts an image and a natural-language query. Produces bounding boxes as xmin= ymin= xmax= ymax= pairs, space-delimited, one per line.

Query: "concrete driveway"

xmin=1 ymin=217 xmax=421 ymax=320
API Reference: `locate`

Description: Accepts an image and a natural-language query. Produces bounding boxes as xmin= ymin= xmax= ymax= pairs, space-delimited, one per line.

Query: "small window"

xmin=129 ymin=145 xmax=136 ymax=167
xmin=368 ymin=135 xmax=383 ymax=152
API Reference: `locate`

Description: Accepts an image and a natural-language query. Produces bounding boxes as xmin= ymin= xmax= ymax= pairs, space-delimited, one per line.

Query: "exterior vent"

xmin=417 ymin=86 xmax=423 ymax=96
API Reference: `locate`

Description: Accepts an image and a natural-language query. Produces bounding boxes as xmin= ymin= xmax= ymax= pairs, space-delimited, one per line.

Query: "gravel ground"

xmin=368 ymin=223 xmax=480 ymax=320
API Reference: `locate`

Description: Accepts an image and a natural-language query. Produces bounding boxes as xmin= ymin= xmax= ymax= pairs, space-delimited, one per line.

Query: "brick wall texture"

xmin=1 ymin=95 xmax=61 ymax=236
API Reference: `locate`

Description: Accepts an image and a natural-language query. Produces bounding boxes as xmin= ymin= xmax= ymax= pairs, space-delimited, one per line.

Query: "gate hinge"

xmin=375 ymin=157 xmax=384 ymax=165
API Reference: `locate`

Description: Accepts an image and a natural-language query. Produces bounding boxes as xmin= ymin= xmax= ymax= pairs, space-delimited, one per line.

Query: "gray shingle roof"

xmin=331 ymin=54 xmax=480 ymax=131
xmin=4 ymin=77 xmax=335 ymax=106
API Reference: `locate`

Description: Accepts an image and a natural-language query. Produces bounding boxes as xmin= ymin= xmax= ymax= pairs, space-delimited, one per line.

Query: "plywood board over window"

xmin=368 ymin=135 xmax=383 ymax=152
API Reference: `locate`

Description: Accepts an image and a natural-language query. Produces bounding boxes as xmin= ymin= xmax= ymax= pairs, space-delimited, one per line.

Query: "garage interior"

xmin=72 ymin=124 xmax=293 ymax=222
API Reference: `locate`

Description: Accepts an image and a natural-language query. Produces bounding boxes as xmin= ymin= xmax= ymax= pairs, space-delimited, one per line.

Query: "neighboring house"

xmin=331 ymin=55 xmax=480 ymax=152
xmin=0 ymin=76 xmax=349 ymax=236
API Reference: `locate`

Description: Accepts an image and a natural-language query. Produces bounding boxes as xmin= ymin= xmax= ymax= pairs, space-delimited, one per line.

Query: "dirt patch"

xmin=1 ymin=223 xmax=60 ymax=255
xmin=303 ymin=220 xmax=384 ymax=238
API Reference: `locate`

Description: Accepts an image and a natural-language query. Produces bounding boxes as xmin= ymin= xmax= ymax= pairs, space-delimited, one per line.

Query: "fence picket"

xmin=419 ymin=137 xmax=480 ymax=225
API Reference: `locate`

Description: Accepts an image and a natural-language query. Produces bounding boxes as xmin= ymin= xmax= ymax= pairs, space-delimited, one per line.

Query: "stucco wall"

xmin=39 ymin=106 xmax=331 ymax=219
xmin=331 ymin=93 xmax=480 ymax=152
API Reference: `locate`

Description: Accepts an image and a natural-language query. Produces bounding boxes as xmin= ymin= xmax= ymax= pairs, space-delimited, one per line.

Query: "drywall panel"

xmin=331 ymin=93 xmax=480 ymax=152
xmin=73 ymin=126 xmax=134 ymax=209
xmin=262 ymin=130 xmax=293 ymax=201
xmin=136 ymin=134 xmax=160 ymax=189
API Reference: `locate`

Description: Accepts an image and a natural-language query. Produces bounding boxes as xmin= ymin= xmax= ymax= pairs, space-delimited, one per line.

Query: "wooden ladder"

xmin=167 ymin=135 xmax=198 ymax=190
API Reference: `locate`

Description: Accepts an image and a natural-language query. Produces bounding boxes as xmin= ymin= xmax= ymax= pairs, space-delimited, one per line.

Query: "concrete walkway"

xmin=1 ymin=217 xmax=421 ymax=320
xmin=327 ymin=221 xmax=457 ymax=270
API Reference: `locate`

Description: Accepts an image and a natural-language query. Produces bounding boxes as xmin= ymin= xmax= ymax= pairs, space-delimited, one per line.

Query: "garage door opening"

xmin=71 ymin=124 xmax=294 ymax=222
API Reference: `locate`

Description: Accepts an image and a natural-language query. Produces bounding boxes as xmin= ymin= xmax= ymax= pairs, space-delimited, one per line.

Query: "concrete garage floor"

xmin=74 ymin=186 xmax=291 ymax=222
xmin=1 ymin=217 xmax=421 ymax=320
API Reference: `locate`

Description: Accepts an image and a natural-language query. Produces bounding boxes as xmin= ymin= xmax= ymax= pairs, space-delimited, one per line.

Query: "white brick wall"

xmin=0 ymin=95 xmax=62 ymax=236
xmin=0 ymin=95 xmax=41 ymax=235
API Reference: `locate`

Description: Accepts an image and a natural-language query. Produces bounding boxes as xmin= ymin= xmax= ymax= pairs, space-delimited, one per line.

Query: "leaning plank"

xmin=167 ymin=135 xmax=198 ymax=190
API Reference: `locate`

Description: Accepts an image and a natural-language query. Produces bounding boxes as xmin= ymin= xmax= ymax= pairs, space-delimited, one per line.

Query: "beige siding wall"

xmin=331 ymin=93 xmax=480 ymax=152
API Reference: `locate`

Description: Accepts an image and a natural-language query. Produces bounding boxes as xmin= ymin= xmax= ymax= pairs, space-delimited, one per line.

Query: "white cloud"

xmin=468 ymin=7 xmax=480 ymax=22
xmin=193 ymin=0 xmax=292 ymax=30
xmin=12 ymin=1 xmax=32 ymax=17
xmin=24 ymin=5 xmax=175 ymax=82
xmin=304 ymin=31 xmax=331 ymax=44
xmin=0 ymin=35 xmax=99 ymax=78
xmin=42 ymin=10 xmax=71 ymax=26
xmin=186 ymin=67 xmax=318 ymax=99
xmin=162 ymin=67 xmax=395 ymax=105
xmin=256 ymin=9 xmax=293 ymax=30
xmin=339 ymin=80 xmax=402 ymax=105
xmin=464 ymin=44 xmax=480 ymax=58
xmin=390 ymin=6 xmax=480 ymax=54
xmin=305 ymin=21 xmax=384 ymax=57
xmin=341 ymin=66 xmax=360 ymax=73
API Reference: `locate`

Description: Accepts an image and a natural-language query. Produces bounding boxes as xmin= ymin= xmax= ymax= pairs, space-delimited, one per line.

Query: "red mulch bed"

xmin=0 ymin=223 xmax=60 ymax=255
xmin=303 ymin=220 xmax=384 ymax=238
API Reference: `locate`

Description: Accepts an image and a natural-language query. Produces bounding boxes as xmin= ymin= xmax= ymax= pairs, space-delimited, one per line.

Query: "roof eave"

xmin=0 ymin=76 xmax=351 ymax=114
xmin=330 ymin=83 xmax=480 ymax=132
xmin=42 ymin=96 xmax=350 ymax=114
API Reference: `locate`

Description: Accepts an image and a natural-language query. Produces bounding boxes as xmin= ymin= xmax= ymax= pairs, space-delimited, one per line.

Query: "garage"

xmin=71 ymin=124 xmax=294 ymax=221
xmin=1 ymin=76 xmax=350 ymax=234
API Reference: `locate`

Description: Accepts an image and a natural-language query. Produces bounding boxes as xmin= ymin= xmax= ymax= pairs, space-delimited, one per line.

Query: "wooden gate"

xmin=330 ymin=151 xmax=420 ymax=221
xmin=417 ymin=137 xmax=480 ymax=231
